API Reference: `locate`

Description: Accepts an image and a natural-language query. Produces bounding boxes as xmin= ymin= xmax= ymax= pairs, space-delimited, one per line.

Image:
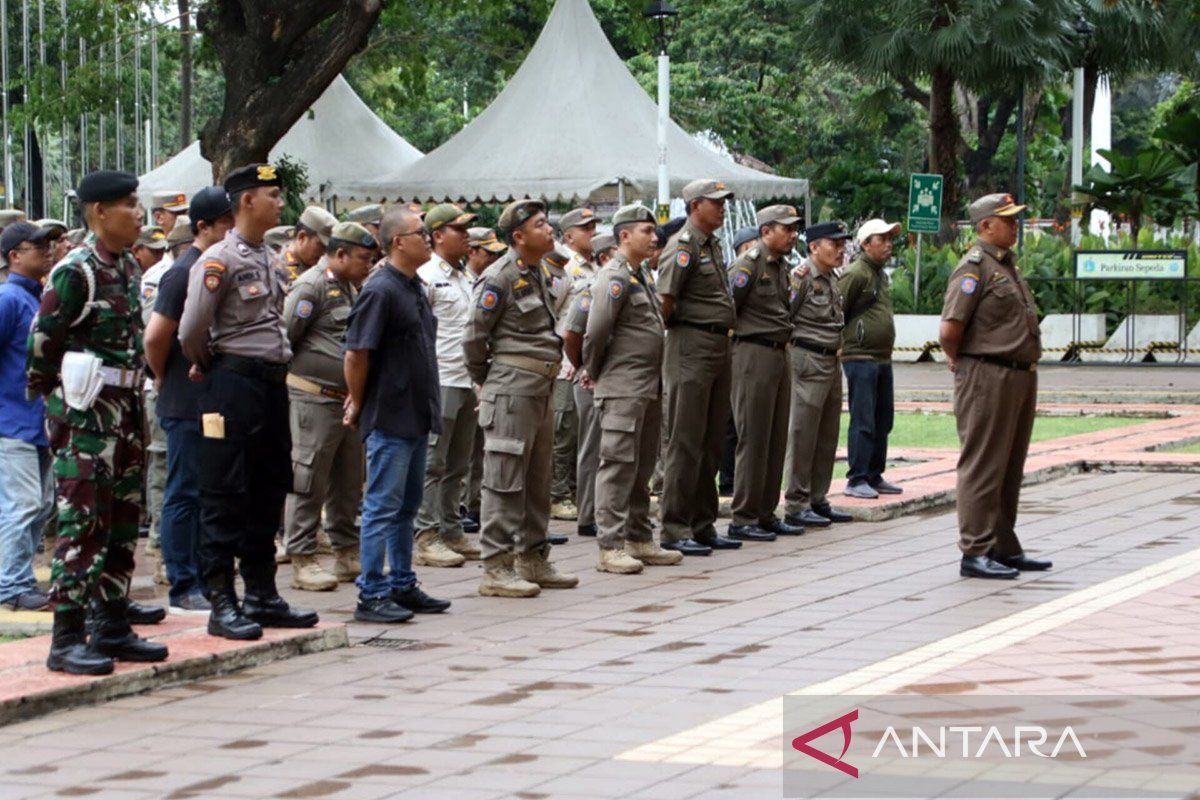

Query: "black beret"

xmin=76 ymin=170 xmax=139 ymax=203
xmin=804 ymin=221 xmax=851 ymax=243
xmin=223 ymin=163 xmax=283 ymax=195
xmin=188 ymin=186 xmax=233 ymax=223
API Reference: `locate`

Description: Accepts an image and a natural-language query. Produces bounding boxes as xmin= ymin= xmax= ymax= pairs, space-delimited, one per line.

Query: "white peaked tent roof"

xmin=137 ymin=76 xmax=423 ymax=202
xmin=375 ymin=0 xmax=807 ymax=204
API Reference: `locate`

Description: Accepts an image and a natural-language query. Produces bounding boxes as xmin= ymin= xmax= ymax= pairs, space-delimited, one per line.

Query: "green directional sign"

xmin=907 ymin=173 xmax=943 ymax=233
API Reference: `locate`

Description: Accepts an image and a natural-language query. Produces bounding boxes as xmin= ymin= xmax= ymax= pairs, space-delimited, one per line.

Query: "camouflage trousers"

xmin=47 ymin=391 xmax=143 ymax=611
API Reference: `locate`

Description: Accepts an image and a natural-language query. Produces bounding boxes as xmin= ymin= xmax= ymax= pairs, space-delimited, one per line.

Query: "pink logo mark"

xmin=791 ymin=708 xmax=859 ymax=778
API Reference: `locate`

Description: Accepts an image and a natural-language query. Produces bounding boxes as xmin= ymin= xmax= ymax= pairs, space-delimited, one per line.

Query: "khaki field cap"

xmin=166 ymin=216 xmax=194 ymax=248
xmin=611 ymin=204 xmax=655 ymax=226
xmin=856 ymin=218 xmax=902 ymax=245
xmin=35 ymin=218 xmax=68 ymax=234
xmin=151 ymin=190 xmax=189 ymax=212
xmin=424 ymin=203 xmax=479 ymax=233
xmin=968 ymin=193 xmax=1026 ymax=225
xmin=756 ymin=204 xmax=802 ymax=227
xmin=265 ymin=225 xmax=296 ymax=250
xmin=592 ymin=232 xmax=616 ymax=253
xmin=0 ymin=209 xmax=26 ymax=227
xmin=347 ymin=203 xmax=384 ymax=225
xmin=682 ymin=179 xmax=734 ymax=204
xmin=136 ymin=225 xmax=169 ymax=250
xmin=560 ymin=207 xmax=600 ymax=230
xmin=468 ymin=227 xmax=507 ymax=253
xmin=498 ymin=198 xmax=547 ymax=235
xmin=543 ymin=245 xmax=571 ymax=268
xmin=329 ymin=221 xmax=378 ymax=249
xmin=297 ymin=206 xmax=337 ymax=245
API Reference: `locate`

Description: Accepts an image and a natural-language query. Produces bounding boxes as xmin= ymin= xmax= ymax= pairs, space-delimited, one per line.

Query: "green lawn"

xmin=1164 ymin=440 xmax=1200 ymax=454
xmin=837 ymin=412 xmax=1147 ymax=451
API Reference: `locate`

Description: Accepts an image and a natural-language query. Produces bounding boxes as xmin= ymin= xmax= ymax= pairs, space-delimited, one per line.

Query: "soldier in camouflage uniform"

xmin=27 ymin=171 xmax=168 ymax=675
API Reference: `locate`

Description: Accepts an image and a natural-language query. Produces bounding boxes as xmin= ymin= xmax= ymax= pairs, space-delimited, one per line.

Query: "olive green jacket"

xmin=838 ymin=254 xmax=895 ymax=362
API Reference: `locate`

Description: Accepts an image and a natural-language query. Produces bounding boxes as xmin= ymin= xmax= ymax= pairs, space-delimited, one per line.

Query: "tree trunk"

xmin=928 ymin=65 xmax=960 ymax=242
xmin=197 ymin=0 xmax=383 ymax=181
xmin=178 ymin=0 xmax=193 ymax=147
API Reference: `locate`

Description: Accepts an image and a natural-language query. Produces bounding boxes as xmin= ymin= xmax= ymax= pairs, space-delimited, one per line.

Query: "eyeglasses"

xmin=396 ymin=229 xmax=431 ymax=241
xmin=12 ymin=243 xmax=50 ymax=253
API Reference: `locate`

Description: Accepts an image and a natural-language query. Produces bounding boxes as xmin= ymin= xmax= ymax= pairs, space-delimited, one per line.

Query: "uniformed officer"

xmin=135 ymin=225 xmax=170 ymax=567
xmin=347 ymin=204 xmax=384 ymax=239
xmin=150 ymin=190 xmax=189 ymax=232
xmin=265 ymin=224 xmax=294 ymax=256
xmin=728 ymin=205 xmax=806 ymax=541
xmin=560 ymin=210 xmax=602 ymax=539
xmin=179 ymin=163 xmax=318 ymax=640
xmin=414 ymin=203 xmax=482 ymax=568
xmin=28 ymin=170 xmax=168 ymax=675
xmin=656 ymin=179 xmax=740 ymax=556
xmin=36 ymin=219 xmax=72 ymax=264
xmin=463 ymin=199 xmax=578 ymax=597
xmin=462 ymin=227 xmax=507 ymax=532
xmin=784 ymin=221 xmax=853 ymax=528
xmin=583 ymin=204 xmax=682 ymax=574
xmin=282 ymin=221 xmax=376 ymax=590
xmin=592 ymin=232 xmax=616 ymax=266
xmin=166 ymin=215 xmax=194 ymax=258
xmin=940 ymin=193 xmax=1052 ymax=580
xmin=279 ymin=205 xmax=337 ymax=284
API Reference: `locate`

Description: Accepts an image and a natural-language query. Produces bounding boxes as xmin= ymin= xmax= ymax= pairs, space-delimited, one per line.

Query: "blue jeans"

xmin=842 ymin=361 xmax=895 ymax=487
xmin=0 ymin=437 xmax=54 ymax=603
xmin=357 ymin=430 xmax=428 ymax=600
xmin=159 ymin=416 xmax=204 ymax=602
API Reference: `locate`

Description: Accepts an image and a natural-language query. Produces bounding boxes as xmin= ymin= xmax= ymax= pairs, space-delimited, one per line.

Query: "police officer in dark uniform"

xmin=178 ymin=164 xmax=318 ymax=639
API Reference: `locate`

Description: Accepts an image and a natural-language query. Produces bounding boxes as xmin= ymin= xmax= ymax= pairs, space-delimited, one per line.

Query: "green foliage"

xmin=1074 ymin=148 xmax=1196 ymax=241
xmin=274 ymin=154 xmax=311 ymax=226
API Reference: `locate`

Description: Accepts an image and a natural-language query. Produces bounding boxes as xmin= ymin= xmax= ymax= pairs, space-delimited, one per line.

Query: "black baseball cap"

xmin=188 ymin=186 xmax=233 ymax=224
xmin=0 ymin=222 xmax=52 ymax=259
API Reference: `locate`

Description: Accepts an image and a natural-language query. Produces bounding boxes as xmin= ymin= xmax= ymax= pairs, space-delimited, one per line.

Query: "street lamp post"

xmin=1070 ymin=13 xmax=1094 ymax=246
xmin=643 ymin=1 xmax=677 ymax=223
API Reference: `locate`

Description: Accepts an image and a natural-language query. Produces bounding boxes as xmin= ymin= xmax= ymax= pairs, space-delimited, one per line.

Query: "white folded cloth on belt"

xmin=61 ymin=351 xmax=141 ymax=411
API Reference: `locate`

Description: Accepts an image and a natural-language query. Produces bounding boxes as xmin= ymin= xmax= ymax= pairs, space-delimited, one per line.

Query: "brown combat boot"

xmin=627 ymin=539 xmax=683 ymax=566
xmin=333 ymin=546 xmax=360 ymax=582
xmin=414 ymin=529 xmax=466 ymax=568
xmin=597 ymin=548 xmax=644 ymax=574
xmin=516 ymin=545 xmax=579 ymax=589
xmin=290 ymin=554 xmax=338 ymax=592
xmin=479 ymin=553 xmax=540 ymax=598
xmin=443 ymin=535 xmax=482 ymax=560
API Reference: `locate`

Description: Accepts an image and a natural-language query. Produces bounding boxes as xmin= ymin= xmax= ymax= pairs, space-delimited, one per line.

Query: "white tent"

xmin=373 ymin=0 xmax=808 ymax=205
xmin=137 ymin=76 xmax=423 ymax=203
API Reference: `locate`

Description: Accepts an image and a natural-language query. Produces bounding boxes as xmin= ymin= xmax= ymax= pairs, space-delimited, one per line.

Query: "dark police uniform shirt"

xmin=153 ymin=245 xmax=206 ymax=420
xmin=655 ymin=219 xmax=735 ymax=330
xmin=344 ymin=262 xmax=442 ymax=440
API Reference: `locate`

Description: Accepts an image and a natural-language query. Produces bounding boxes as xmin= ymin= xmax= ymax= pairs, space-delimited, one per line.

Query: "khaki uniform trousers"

xmin=551 ymin=379 xmax=578 ymax=503
xmin=595 ymin=396 xmax=661 ymax=550
xmin=415 ymin=385 xmax=479 ymax=542
xmin=143 ymin=389 xmax=167 ymax=544
xmin=467 ymin=426 xmax=484 ymax=516
xmin=954 ymin=357 xmax=1037 ymax=557
xmin=784 ymin=349 xmax=841 ymax=513
xmin=574 ymin=382 xmax=601 ymax=527
xmin=660 ymin=327 xmax=731 ymax=543
xmin=283 ymin=393 xmax=364 ymax=555
xmin=479 ymin=392 xmax=554 ymax=559
xmin=731 ymin=343 xmax=790 ymax=527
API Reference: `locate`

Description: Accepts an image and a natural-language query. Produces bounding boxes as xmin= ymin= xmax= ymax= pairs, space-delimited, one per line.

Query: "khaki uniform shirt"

xmin=179 ymin=229 xmax=292 ymax=367
xmin=284 ymin=258 xmax=356 ymax=393
xmin=789 ymin=259 xmax=844 ymax=349
xmin=942 ymin=241 xmax=1042 ymax=363
xmin=464 ymin=250 xmax=562 ymax=399
xmin=542 ymin=256 xmax=573 ymax=378
xmin=655 ymin=220 xmax=735 ymax=330
xmin=279 ymin=246 xmax=311 ymax=285
xmin=584 ymin=252 xmax=665 ymax=400
xmin=729 ymin=246 xmax=791 ymax=343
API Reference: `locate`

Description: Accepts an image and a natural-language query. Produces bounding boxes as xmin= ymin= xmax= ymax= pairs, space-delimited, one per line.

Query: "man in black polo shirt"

xmin=143 ymin=186 xmax=234 ymax=611
xmin=344 ymin=208 xmax=450 ymax=624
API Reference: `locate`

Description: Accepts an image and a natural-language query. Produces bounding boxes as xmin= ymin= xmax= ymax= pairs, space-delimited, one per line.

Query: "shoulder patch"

xmin=960 ymin=276 xmax=978 ymax=295
xmin=479 ymin=284 xmax=501 ymax=311
xmin=675 ymin=250 xmax=691 ymax=269
xmin=203 ymin=260 xmax=226 ymax=273
xmin=580 ymin=295 xmax=592 ymax=312
xmin=141 ymin=286 xmax=155 ymax=302
xmin=608 ymin=280 xmax=624 ymax=300
xmin=967 ymin=248 xmax=984 ymax=264
xmin=295 ymin=299 xmax=315 ymax=318
xmin=203 ymin=272 xmax=222 ymax=292
xmin=732 ymin=269 xmax=751 ymax=289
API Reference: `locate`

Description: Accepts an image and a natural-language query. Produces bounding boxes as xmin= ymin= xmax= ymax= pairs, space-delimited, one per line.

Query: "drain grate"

xmin=357 ymin=636 xmax=448 ymax=651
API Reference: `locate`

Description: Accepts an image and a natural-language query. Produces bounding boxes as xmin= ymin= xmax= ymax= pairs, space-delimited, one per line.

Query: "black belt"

xmin=790 ymin=338 xmax=839 ymax=357
xmin=212 ymin=353 xmax=288 ymax=383
xmin=732 ymin=334 xmax=788 ymax=351
xmin=669 ymin=320 xmax=733 ymax=337
xmin=962 ymin=354 xmax=1036 ymax=372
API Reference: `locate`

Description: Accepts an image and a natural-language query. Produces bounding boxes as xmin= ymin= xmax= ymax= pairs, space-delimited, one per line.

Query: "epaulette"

xmin=679 ymin=230 xmax=692 ymax=244
xmin=966 ymin=248 xmax=984 ymax=264
xmin=748 ymin=247 xmax=760 ymax=260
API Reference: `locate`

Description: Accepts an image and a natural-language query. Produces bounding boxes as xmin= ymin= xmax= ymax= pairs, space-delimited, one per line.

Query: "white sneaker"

xmin=843 ymin=482 xmax=879 ymax=499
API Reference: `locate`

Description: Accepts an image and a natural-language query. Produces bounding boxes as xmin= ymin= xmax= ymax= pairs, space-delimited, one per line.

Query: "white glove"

xmin=61 ymin=351 xmax=104 ymax=411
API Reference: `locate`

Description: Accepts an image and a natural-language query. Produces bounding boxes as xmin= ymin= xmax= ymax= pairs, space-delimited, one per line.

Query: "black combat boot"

xmin=47 ymin=607 xmax=114 ymax=675
xmin=90 ymin=599 xmax=169 ymax=662
xmin=241 ymin=563 xmax=318 ymax=629
xmin=206 ymin=573 xmax=263 ymax=640
xmin=124 ymin=598 xmax=167 ymax=625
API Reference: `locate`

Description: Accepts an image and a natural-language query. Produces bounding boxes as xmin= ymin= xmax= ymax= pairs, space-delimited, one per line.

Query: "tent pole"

xmin=617 ymin=179 xmax=625 ymax=206
xmin=1 ymin=0 xmax=11 ymax=206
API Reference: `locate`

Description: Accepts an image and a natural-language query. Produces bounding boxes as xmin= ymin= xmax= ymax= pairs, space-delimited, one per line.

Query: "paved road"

xmin=3 ymin=471 xmax=1198 ymax=799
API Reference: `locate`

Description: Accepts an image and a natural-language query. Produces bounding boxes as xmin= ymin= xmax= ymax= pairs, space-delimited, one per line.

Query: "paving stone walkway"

xmin=1 ymin=470 xmax=1198 ymax=799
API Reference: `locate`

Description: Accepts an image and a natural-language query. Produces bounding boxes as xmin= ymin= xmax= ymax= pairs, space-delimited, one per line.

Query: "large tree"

xmin=196 ymin=0 xmax=382 ymax=179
